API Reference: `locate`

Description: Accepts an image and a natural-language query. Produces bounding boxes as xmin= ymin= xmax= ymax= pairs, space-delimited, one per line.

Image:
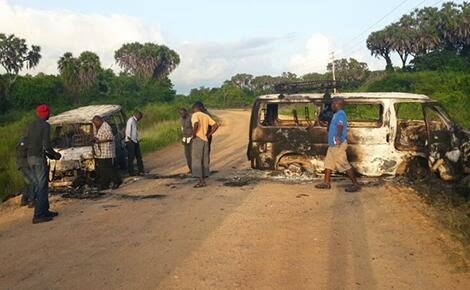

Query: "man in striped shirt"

xmin=92 ymin=115 xmax=121 ymax=189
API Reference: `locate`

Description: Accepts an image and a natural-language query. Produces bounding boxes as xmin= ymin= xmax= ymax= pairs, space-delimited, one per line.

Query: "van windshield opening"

xmin=51 ymin=123 xmax=94 ymax=148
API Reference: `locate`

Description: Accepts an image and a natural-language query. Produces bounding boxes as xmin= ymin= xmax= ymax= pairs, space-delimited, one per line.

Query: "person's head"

xmin=36 ymin=104 xmax=50 ymax=120
xmin=179 ymin=108 xmax=188 ymax=118
xmin=92 ymin=115 xmax=104 ymax=129
xmin=192 ymin=102 xmax=203 ymax=113
xmin=134 ymin=111 xmax=143 ymax=121
xmin=194 ymin=101 xmax=207 ymax=112
xmin=331 ymin=97 xmax=345 ymax=112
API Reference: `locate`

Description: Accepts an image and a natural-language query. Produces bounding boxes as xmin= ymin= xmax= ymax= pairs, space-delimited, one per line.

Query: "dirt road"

xmin=0 ymin=110 xmax=469 ymax=289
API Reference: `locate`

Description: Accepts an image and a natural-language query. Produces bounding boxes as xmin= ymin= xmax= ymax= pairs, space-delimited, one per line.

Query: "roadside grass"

xmin=140 ymin=120 xmax=181 ymax=153
xmin=0 ymin=102 xmax=187 ymax=202
xmin=0 ymin=113 xmax=35 ymax=201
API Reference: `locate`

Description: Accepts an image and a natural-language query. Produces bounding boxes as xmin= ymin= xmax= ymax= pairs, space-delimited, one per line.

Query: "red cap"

xmin=36 ymin=104 xmax=50 ymax=120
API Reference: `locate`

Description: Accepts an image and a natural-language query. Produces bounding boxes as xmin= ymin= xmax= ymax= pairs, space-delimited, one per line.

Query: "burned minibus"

xmin=247 ymin=92 xmax=470 ymax=181
xmin=48 ymin=105 xmax=127 ymax=187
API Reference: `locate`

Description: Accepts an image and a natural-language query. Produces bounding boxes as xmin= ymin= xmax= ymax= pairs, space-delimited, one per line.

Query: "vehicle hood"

xmin=55 ymin=146 xmax=94 ymax=161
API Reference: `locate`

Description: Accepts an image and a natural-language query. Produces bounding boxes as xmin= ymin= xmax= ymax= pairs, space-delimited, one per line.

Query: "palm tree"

xmin=78 ymin=51 xmax=101 ymax=91
xmin=367 ymin=30 xmax=394 ymax=71
xmin=115 ymin=42 xmax=180 ymax=81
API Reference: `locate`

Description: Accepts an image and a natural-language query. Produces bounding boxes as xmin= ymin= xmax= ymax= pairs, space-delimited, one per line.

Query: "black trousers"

xmin=126 ymin=141 xmax=144 ymax=175
xmin=96 ymin=158 xmax=121 ymax=188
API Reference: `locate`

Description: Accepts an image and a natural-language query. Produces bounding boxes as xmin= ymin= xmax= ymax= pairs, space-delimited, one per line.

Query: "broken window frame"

xmin=51 ymin=123 xmax=94 ymax=149
xmin=423 ymin=103 xmax=454 ymax=147
xmin=393 ymin=101 xmax=427 ymax=153
xmin=258 ymin=101 xmax=320 ymax=128
xmin=257 ymin=100 xmax=385 ymax=129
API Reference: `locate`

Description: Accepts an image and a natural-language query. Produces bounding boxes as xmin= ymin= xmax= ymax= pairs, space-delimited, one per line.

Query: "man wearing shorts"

xmin=315 ymin=98 xmax=360 ymax=192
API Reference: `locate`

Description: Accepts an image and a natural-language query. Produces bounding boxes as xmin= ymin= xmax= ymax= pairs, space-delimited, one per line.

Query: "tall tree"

xmin=114 ymin=42 xmax=180 ymax=81
xmin=58 ymin=51 xmax=101 ymax=104
xmin=0 ymin=33 xmax=41 ymax=105
xmin=367 ymin=30 xmax=394 ymax=71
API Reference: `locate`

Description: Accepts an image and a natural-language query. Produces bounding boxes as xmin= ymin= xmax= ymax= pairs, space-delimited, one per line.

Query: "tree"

xmin=0 ymin=33 xmax=41 ymax=106
xmin=230 ymin=73 xmax=254 ymax=90
xmin=327 ymin=58 xmax=369 ymax=88
xmin=114 ymin=42 xmax=180 ymax=81
xmin=367 ymin=29 xmax=394 ymax=71
xmin=58 ymin=51 xmax=101 ymax=104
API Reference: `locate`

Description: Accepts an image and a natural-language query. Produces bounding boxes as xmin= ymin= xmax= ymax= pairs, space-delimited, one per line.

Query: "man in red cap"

xmin=24 ymin=104 xmax=61 ymax=224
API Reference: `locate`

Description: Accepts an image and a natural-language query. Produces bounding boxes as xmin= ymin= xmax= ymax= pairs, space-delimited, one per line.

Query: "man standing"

xmin=195 ymin=101 xmax=214 ymax=162
xmin=25 ymin=105 xmax=61 ymax=224
xmin=191 ymin=102 xmax=219 ymax=188
xmin=16 ymin=136 xmax=35 ymax=207
xmin=92 ymin=115 xmax=121 ymax=190
xmin=179 ymin=108 xmax=192 ymax=173
xmin=315 ymin=98 xmax=360 ymax=192
xmin=125 ymin=111 xmax=144 ymax=176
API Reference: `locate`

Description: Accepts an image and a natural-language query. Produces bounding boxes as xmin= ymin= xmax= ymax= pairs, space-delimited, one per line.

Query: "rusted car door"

xmin=423 ymin=104 xmax=462 ymax=181
xmin=343 ymin=101 xmax=393 ymax=176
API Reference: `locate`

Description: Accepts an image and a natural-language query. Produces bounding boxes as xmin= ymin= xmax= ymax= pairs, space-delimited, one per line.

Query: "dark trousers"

xmin=96 ymin=158 xmax=121 ymax=188
xmin=19 ymin=166 xmax=35 ymax=204
xmin=126 ymin=141 xmax=144 ymax=175
xmin=28 ymin=156 xmax=49 ymax=218
xmin=183 ymin=142 xmax=192 ymax=171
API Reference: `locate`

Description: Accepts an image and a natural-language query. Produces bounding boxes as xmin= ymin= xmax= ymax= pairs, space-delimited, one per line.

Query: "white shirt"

xmin=125 ymin=116 xmax=139 ymax=143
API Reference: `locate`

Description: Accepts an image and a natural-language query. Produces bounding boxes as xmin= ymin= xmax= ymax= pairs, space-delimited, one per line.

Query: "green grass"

xmin=0 ymin=102 xmax=189 ymax=201
xmin=0 ymin=113 xmax=35 ymax=201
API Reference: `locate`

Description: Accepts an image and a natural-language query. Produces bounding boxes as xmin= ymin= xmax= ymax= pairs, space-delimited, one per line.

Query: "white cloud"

xmin=171 ymin=37 xmax=285 ymax=92
xmin=0 ymin=0 xmax=163 ymax=74
xmin=288 ymin=33 xmax=333 ymax=75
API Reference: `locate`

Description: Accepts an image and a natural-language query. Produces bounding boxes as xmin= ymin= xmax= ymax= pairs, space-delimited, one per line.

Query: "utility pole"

xmin=330 ymin=51 xmax=337 ymax=94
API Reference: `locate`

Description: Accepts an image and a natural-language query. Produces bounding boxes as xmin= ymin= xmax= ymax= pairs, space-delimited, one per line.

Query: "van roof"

xmin=257 ymin=92 xmax=430 ymax=101
xmin=49 ymin=105 xmax=122 ymax=125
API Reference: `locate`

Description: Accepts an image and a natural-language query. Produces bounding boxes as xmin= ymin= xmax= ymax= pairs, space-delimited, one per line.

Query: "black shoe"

xmin=110 ymin=182 xmax=121 ymax=189
xmin=32 ymin=216 xmax=53 ymax=224
xmin=46 ymin=211 xmax=59 ymax=217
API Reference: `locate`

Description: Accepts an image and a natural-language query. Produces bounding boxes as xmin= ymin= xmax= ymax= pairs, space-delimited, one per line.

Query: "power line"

xmin=340 ymin=0 xmax=411 ymax=53
xmin=337 ymin=0 xmax=432 ymax=60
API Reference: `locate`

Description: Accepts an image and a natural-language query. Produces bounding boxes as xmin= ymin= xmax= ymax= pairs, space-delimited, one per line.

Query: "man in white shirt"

xmin=125 ymin=111 xmax=144 ymax=176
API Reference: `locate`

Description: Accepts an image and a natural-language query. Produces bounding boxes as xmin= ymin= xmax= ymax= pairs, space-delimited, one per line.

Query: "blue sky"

xmin=2 ymin=0 xmax=460 ymax=93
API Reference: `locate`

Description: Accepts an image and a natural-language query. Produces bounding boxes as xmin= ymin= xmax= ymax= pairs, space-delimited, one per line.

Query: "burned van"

xmin=48 ymin=105 xmax=127 ymax=187
xmin=247 ymin=93 xmax=470 ymax=181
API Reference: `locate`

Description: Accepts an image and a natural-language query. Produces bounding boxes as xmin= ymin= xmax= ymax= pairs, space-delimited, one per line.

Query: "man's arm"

xmin=192 ymin=122 xmax=199 ymax=139
xmin=335 ymin=123 xmax=343 ymax=145
xmin=207 ymin=123 xmax=219 ymax=137
xmin=44 ymin=123 xmax=61 ymax=159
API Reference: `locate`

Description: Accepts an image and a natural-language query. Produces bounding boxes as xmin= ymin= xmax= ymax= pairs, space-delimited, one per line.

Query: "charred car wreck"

xmin=48 ymin=105 xmax=127 ymax=187
xmin=247 ymin=92 xmax=470 ymax=181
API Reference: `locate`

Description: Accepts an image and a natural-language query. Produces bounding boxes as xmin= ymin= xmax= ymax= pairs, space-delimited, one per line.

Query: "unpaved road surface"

xmin=0 ymin=110 xmax=469 ymax=289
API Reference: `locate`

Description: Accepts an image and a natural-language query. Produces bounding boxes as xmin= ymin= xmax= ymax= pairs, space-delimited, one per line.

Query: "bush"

xmin=362 ymin=71 xmax=470 ymax=128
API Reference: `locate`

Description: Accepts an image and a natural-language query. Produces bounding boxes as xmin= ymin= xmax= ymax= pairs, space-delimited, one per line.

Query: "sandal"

xmin=345 ymin=184 xmax=360 ymax=192
xmin=315 ymin=182 xmax=331 ymax=189
xmin=193 ymin=183 xmax=206 ymax=188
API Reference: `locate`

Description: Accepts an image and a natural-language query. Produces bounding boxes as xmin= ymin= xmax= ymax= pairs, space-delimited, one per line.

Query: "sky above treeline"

xmin=0 ymin=0 xmax=463 ymax=93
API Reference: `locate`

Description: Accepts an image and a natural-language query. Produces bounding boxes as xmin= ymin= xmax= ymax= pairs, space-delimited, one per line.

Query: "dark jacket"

xmin=25 ymin=118 xmax=60 ymax=159
xmin=16 ymin=136 xmax=29 ymax=169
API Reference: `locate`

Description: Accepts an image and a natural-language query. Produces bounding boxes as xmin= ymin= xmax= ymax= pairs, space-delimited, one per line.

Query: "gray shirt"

xmin=179 ymin=115 xmax=193 ymax=137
